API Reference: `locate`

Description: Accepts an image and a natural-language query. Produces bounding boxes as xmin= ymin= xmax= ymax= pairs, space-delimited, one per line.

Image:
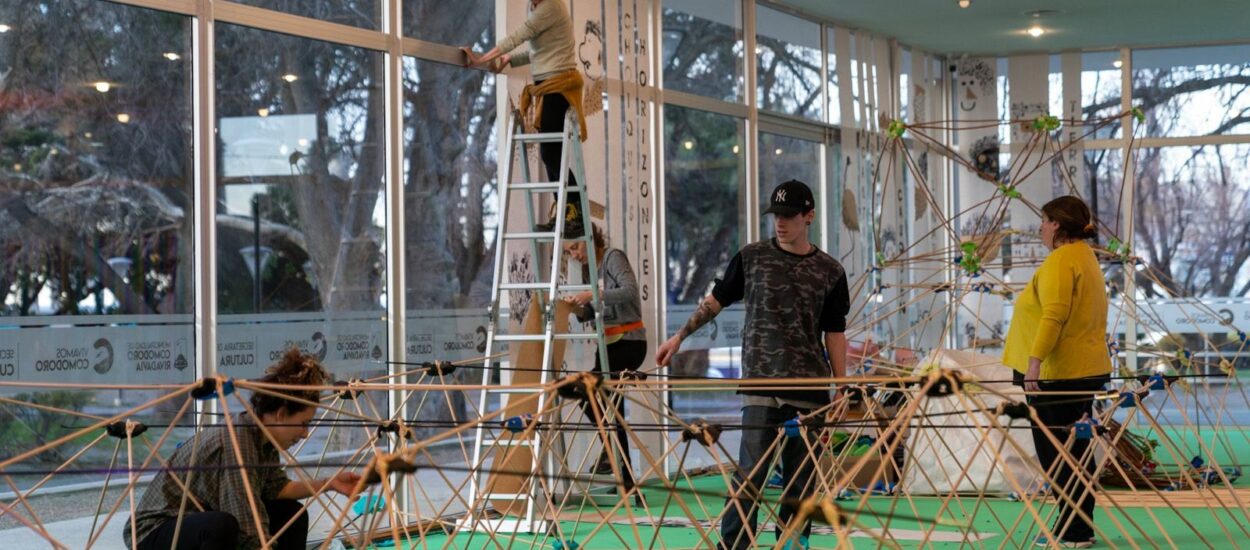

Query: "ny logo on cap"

xmin=776 ymin=190 xmax=787 ymax=202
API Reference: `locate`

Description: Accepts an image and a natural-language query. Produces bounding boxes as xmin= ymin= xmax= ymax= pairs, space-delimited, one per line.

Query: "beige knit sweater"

xmin=499 ymin=0 xmax=577 ymax=81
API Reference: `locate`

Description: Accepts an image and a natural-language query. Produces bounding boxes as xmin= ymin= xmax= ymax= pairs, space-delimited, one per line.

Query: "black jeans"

xmin=1014 ymin=371 xmax=1109 ymax=542
xmin=582 ymin=339 xmax=648 ymax=486
xmin=137 ymin=499 xmax=308 ymax=550
xmin=537 ymin=88 xmax=580 ymax=214
xmin=720 ymin=405 xmax=819 ymax=550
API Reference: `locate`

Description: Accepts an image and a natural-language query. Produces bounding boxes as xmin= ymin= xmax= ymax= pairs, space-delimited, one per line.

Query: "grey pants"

xmin=720 ymin=405 xmax=819 ymax=550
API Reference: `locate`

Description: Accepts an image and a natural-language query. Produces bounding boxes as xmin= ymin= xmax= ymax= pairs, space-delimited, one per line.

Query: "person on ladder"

xmin=563 ymin=223 xmax=647 ymax=500
xmin=463 ymin=0 xmax=588 ymax=237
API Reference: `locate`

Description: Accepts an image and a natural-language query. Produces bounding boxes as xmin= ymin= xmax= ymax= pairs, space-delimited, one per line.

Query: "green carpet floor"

xmin=355 ymin=425 xmax=1249 ymax=549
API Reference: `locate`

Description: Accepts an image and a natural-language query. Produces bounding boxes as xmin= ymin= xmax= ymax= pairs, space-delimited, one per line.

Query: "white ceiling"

xmin=772 ymin=0 xmax=1250 ymax=56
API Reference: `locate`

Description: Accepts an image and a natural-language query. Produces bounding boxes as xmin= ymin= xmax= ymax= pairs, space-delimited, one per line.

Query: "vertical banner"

xmin=953 ymin=57 xmax=1004 ymax=348
xmin=616 ymin=0 xmax=663 ymax=482
xmin=874 ymin=38 xmax=906 ymax=361
xmin=566 ymin=0 xmax=662 ymax=482
xmin=1061 ymin=52 xmax=1086 ymax=196
xmin=834 ymin=28 xmax=865 ymax=336
xmin=1006 ymin=54 xmax=1052 ymax=284
xmin=907 ymin=51 xmax=945 ymax=356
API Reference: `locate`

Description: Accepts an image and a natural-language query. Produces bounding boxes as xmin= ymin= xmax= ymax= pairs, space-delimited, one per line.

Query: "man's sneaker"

xmin=1033 ymin=534 xmax=1095 ymax=548
xmin=780 ymin=535 xmax=809 ymax=550
xmin=767 ymin=472 xmax=784 ymax=488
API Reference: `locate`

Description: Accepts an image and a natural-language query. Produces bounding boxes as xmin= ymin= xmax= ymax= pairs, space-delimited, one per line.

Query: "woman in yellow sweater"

xmin=1003 ymin=195 xmax=1112 ymax=548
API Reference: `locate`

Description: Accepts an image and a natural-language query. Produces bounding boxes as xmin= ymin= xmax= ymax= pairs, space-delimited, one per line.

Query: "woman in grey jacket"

xmin=563 ymin=224 xmax=646 ymax=492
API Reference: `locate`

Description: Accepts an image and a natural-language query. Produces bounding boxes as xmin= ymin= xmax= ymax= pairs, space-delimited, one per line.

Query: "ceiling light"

xmin=116 ymin=113 xmax=131 ymax=124
xmin=257 ymin=108 xmax=270 ymax=117
xmin=163 ymin=52 xmax=181 ymax=61
xmin=774 ymin=148 xmax=783 ymax=156
xmin=732 ymin=145 xmax=740 ymax=154
xmin=1027 ymin=24 xmax=1045 ymax=37
xmin=958 ymin=0 xmax=970 ymax=8
xmin=683 ymin=140 xmax=694 ymax=150
xmin=0 ymin=24 xmax=10 ymax=33
xmin=94 ymin=81 xmax=112 ymax=93
xmin=1113 ymin=59 xmax=1123 ymax=69
xmin=282 ymin=74 xmax=299 ymax=83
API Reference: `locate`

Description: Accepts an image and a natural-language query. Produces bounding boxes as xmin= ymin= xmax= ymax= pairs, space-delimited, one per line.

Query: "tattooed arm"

xmin=656 ymin=294 xmax=723 ymax=366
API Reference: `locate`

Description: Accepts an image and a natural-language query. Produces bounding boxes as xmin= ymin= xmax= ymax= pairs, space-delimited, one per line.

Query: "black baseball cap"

xmin=763 ymin=179 xmax=815 ymax=216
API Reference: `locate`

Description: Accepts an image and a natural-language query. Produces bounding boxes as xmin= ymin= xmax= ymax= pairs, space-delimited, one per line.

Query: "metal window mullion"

xmin=1120 ymin=46 xmax=1138 ymax=377
xmin=819 ymin=25 xmax=831 ymax=252
xmin=192 ymin=0 xmax=217 ymax=422
xmin=213 ymin=1 xmax=387 ymax=51
xmin=383 ymin=0 xmax=408 ymax=519
xmin=743 ymin=0 xmax=759 ymax=244
xmin=108 ymin=0 xmax=196 ymax=15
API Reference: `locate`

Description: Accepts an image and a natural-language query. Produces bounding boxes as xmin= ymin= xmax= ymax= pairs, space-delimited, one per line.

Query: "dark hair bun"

xmin=1082 ymin=222 xmax=1098 ymax=239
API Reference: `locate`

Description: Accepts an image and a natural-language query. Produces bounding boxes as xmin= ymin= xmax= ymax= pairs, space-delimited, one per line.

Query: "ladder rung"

xmin=482 ymin=439 xmax=534 ymax=447
xmin=485 ymin=387 xmax=547 ymax=393
xmin=509 ymin=182 xmax=565 ymax=191
xmin=555 ymin=333 xmax=602 ymax=340
xmin=503 ymin=232 xmax=557 ymax=241
xmin=514 ymin=132 xmax=564 ymax=143
xmin=498 ymin=282 xmax=593 ymax=291
xmin=493 ymin=333 xmax=600 ymax=342
xmin=484 ymin=493 xmax=531 ymax=500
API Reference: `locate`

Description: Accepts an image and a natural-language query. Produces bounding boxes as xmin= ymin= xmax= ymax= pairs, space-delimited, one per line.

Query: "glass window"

xmin=400 ymin=57 xmax=498 ymax=514
xmin=1082 ymin=51 xmax=1123 ymax=140
xmin=662 ymin=0 xmax=745 ymax=102
xmin=665 ymin=105 xmax=745 ymax=306
xmin=1049 ymin=54 xmax=1064 ymax=121
xmin=0 ymin=1 xmax=196 ymax=542
xmin=755 ymin=5 xmax=822 ymax=121
xmin=826 ymin=27 xmax=841 ymax=126
xmin=229 ymin=0 xmax=381 ymax=30
xmin=1129 ymin=144 xmax=1250 ymax=426
xmin=403 ymin=0 xmax=494 ymax=47
xmin=1133 ymin=45 xmax=1250 ymax=138
xmin=214 ymin=24 xmax=386 ymax=472
xmin=758 ymin=132 xmax=821 ymax=239
xmin=1133 ymin=145 xmax=1250 ymax=300
xmin=1084 ymin=148 xmax=1125 ymax=236
xmin=664 ymin=105 xmax=745 ymax=428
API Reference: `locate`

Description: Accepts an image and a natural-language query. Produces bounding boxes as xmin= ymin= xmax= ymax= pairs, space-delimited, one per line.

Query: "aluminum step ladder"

xmin=461 ymin=108 xmax=611 ymax=534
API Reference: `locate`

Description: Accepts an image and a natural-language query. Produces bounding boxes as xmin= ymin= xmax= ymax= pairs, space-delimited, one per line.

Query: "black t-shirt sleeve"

xmin=710 ymin=253 xmax=745 ymax=307
xmin=820 ymin=271 xmax=850 ymax=332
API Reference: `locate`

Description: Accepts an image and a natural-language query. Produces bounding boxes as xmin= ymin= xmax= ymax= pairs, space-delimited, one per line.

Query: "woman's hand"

xmin=326 ymin=471 xmax=362 ymax=495
xmin=490 ymin=54 xmax=511 ymax=73
xmin=460 ymin=47 xmax=479 ymax=67
xmin=563 ymin=291 xmax=593 ymax=307
xmin=1024 ymin=357 xmax=1042 ymax=392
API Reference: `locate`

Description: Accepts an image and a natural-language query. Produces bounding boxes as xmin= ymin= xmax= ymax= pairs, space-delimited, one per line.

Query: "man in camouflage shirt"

xmin=657 ymin=179 xmax=849 ymax=550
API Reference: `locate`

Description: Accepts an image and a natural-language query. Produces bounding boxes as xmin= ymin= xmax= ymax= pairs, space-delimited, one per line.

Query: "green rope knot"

xmin=875 ymin=251 xmax=888 ymax=268
xmin=1107 ymin=237 xmax=1132 ymax=262
xmin=1131 ymin=107 xmax=1145 ymax=123
xmin=1031 ymin=114 xmax=1061 ymax=132
xmin=957 ymin=241 xmax=982 ymax=275
xmin=887 ymin=119 xmax=906 ymax=138
xmin=996 ymin=183 xmax=1021 ymax=199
